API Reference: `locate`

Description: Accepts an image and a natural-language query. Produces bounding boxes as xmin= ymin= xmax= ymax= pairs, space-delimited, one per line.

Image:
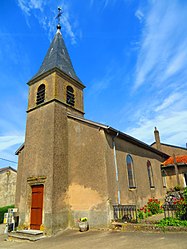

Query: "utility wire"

xmin=0 ymin=157 xmax=17 ymax=164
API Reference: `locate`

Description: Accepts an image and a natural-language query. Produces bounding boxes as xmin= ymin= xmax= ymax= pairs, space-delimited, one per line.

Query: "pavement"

xmin=0 ymin=224 xmax=6 ymax=235
xmin=0 ymin=227 xmax=187 ymax=249
xmin=141 ymin=213 xmax=165 ymax=223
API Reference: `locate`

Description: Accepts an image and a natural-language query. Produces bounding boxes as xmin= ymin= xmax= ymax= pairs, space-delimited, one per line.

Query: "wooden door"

xmin=30 ymin=185 xmax=44 ymax=230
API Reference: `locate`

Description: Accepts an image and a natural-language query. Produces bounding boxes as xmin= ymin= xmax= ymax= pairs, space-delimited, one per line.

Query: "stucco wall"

xmin=16 ymin=101 xmax=69 ymax=234
xmin=0 ymin=169 xmax=17 ymax=207
xmin=67 ymin=118 xmax=110 ymax=228
xmin=67 ymin=118 xmax=167 ymax=225
xmin=28 ymin=72 xmax=84 ymax=116
xmin=152 ymin=143 xmax=187 ymax=156
xmin=163 ymin=165 xmax=187 ymax=189
xmin=105 ymin=134 xmax=166 ymax=208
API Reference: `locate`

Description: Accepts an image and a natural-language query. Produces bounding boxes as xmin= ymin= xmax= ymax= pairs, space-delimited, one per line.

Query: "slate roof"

xmin=30 ymin=29 xmax=82 ymax=84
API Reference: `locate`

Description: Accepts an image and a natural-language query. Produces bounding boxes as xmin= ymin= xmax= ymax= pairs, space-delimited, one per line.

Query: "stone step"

xmin=8 ymin=230 xmax=45 ymax=241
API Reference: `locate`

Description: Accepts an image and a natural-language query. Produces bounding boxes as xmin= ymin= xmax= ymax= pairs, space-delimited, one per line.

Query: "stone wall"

xmin=0 ymin=168 xmax=17 ymax=207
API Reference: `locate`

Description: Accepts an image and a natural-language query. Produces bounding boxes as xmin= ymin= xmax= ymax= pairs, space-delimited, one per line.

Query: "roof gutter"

xmin=106 ymin=127 xmax=169 ymax=159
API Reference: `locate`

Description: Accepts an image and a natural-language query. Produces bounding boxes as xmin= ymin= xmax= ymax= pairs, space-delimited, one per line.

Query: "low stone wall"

xmin=111 ymin=222 xmax=187 ymax=232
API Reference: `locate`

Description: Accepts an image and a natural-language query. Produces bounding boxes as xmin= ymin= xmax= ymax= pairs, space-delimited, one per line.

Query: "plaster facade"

xmin=15 ymin=28 xmax=171 ymax=234
xmin=152 ymin=128 xmax=187 ymax=190
xmin=0 ymin=167 xmax=17 ymax=207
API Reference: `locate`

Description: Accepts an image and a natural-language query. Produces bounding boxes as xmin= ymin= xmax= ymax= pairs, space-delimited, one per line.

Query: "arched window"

xmin=66 ymin=86 xmax=75 ymax=106
xmin=161 ymin=169 xmax=167 ymax=188
xmin=126 ymin=154 xmax=136 ymax=188
xmin=147 ymin=160 xmax=154 ymax=188
xmin=36 ymin=84 xmax=45 ymax=105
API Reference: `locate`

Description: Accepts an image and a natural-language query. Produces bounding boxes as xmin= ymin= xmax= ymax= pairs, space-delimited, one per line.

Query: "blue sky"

xmin=0 ymin=0 xmax=187 ymax=169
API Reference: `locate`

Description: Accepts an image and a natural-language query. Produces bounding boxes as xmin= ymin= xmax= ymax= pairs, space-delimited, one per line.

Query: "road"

xmin=0 ymin=229 xmax=187 ymax=249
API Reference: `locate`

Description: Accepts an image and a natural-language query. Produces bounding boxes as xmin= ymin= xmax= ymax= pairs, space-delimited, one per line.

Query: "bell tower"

xmin=15 ymin=9 xmax=85 ymax=234
xmin=27 ymin=23 xmax=85 ymax=116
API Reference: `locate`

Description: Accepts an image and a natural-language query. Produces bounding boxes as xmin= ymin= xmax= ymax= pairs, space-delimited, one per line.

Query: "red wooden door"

xmin=30 ymin=185 xmax=44 ymax=230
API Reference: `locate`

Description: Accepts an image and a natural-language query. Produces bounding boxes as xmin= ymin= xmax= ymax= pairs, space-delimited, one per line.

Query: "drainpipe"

xmin=112 ymin=132 xmax=121 ymax=205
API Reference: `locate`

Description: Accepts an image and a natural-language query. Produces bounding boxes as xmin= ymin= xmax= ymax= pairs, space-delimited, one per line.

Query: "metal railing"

xmin=113 ymin=204 xmax=137 ymax=223
xmin=163 ymin=204 xmax=177 ymax=219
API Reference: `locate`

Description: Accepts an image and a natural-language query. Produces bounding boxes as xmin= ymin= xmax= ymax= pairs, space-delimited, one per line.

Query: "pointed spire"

xmin=30 ymin=8 xmax=82 ymax=84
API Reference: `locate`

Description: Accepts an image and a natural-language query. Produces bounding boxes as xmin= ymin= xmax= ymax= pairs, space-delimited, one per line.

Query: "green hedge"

xmin=0 ymin=205 xmax=14 ymax=224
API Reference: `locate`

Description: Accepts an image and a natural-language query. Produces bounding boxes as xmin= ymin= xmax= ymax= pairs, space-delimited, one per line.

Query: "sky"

xmin=0 ymin=0 xmax=187 ymax=169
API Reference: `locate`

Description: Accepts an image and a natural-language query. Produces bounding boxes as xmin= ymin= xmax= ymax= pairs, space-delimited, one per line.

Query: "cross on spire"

xmin=56 ymin=7 xmax=63 ymax=30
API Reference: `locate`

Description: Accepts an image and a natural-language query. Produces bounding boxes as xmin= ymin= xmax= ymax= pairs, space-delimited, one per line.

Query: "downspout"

xmin=112 ymin=132 xmax=121 ymax=205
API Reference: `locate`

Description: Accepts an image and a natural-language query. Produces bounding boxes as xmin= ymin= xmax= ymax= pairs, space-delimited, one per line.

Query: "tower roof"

xmin=30 ymin=28 xmax=82 ymax=84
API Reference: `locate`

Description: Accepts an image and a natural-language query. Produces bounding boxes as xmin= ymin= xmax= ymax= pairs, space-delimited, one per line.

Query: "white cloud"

xmin=29 ymin=0 xmax=43 ymax=11
xmin=134 ymin=1 xmax=187 ymax=90
xmin=165 ymin=47 xmax=187 ymax=78
xmin=0 ymin=136 xmax=24 ymax=151
xmin=17 ymin=0 xmax=44 ymax=15
xmin=124 ymin=1 xmax=187 ymax=148
xmin=155 ymin=93 xmax=181 ymax=112
xmin=128 ymin=110 xmax=187 ymax=147
xmin=17 ymin=0 xmax=30 ymax=15
xmin=16 ymin=0 xmax=77 ymax=44
xmin=61 ymin=9 xmax=76 ymax=44
xmin=135 ymin=10 xmax=144 ymax=22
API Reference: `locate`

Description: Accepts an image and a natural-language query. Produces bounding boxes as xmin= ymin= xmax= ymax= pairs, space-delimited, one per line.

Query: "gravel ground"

xmin=0 ymin=228 xmax=187 ymax=249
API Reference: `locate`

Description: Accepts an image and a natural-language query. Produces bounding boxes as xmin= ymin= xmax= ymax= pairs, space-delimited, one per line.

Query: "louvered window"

xmin=36 ymin=84 xmax=45 ymax=105
xmin=66 ymin=86 xmax=75 ymax=106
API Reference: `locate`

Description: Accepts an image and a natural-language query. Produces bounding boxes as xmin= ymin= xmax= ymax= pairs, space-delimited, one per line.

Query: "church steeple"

xmin=27 ymin=8 xmax=85 ymax=116
xmin=30 ymin=24 xmax=81 ymax=84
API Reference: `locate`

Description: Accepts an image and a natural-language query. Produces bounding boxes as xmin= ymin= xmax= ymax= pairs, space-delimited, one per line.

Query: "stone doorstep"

xmin=16 ymin=229 xmax=43 ymax=235
xmin=8 ymin=230 xmax=45 ymax=241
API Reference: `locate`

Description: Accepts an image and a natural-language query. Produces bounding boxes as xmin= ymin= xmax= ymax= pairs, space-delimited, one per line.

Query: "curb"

xmin=111 ymin=222 xmax=187 ymax=232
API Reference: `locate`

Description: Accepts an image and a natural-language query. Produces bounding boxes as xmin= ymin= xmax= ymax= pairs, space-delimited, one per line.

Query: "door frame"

xmin=30 ymin=184 xmax=44 ymax=230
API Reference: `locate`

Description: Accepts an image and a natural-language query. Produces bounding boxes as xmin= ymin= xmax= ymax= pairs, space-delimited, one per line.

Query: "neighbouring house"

xmin=151 ymin=127 xmax=187 ymax=190
xmin=151 ymin=127 xmax=187 ymax=156
xmin=15 ymin=22 xmax=175 ymax=234
xmin=0 ymin=167 xmax=17 ymax=207
xmin=161 ymin=156 xmax=187 ymax=189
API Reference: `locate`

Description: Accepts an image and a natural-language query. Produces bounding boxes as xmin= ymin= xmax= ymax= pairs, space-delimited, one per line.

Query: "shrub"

xmin=147 ymin=198 xmax=163 ymax=215
xmin=174 ymin=185 xmax=182 ymax=191
xmin=175 ymin=198 xmax=187 ymax=220
xmin=158 ymin=217 xmax=187 ymax=227
xmin=0 ymin=205 xmax=14 ymax=224
xmin=183 ymin=187 xmax=187 ymax=202
xmin=137 ymin=206 xmax=152 ymax=219
xmin=138 ymin=198 xmax=163 ymax=220
xmin=163 ymin=187 xmax=187 ymax=221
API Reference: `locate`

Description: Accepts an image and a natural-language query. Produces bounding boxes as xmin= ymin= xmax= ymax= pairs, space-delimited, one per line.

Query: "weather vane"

xmin=56 ymin=7 xmax=63 ymax=29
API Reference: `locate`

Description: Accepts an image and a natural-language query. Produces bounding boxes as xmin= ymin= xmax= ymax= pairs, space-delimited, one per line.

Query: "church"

xmin=15 ymin=19 xmax=186 ymax=234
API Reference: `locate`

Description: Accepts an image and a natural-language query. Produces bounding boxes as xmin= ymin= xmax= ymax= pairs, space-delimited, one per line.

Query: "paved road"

xmin=0 ymin=229 xmax=187 ymax=249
